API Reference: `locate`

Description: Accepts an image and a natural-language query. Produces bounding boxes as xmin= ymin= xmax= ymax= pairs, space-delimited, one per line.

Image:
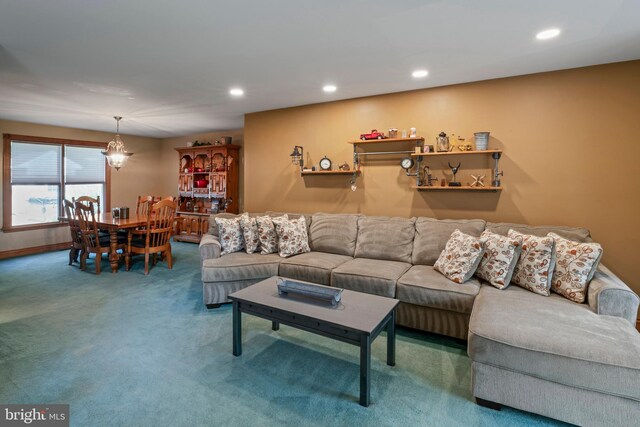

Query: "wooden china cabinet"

xmin=174 ymin=145 xmax=240 ymax=243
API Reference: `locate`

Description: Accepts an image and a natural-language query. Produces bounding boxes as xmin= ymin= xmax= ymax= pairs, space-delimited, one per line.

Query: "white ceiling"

xmin=1 ymin=0 xmax=639 ymax=138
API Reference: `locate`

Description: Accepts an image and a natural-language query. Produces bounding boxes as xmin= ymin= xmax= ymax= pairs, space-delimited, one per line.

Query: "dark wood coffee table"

xmin=228 ymin=276 xmax=399 ymax=407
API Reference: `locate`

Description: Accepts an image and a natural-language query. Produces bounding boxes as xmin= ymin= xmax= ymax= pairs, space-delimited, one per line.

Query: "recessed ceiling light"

xmin=229 ymin=88 xmax=244 ymax=96
xmin=412 ymin=70 xmax=429 ymax=78
xmin=536 ymin=28 xmax=560 ymax=40
xmin=323 ymin=85 xmax=337 ymax=93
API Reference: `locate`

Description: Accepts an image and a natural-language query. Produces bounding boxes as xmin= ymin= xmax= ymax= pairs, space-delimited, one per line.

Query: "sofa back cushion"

xmin=355 ymin=216 xmax=416 ymax=263
xmin=309 ymin=213 xmax=359 ymax=256
xmin=412 ymin=218 xmax=486 ymax=265
xmin=486 ymin=222 xmax=591 ymax=243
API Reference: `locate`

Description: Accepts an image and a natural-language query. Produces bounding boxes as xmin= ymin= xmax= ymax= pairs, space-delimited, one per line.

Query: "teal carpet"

xmin=0 ymin=242 xmax=566 ymax=426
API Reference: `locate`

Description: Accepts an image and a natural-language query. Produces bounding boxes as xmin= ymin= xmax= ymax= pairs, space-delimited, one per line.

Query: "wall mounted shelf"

xmin=301 ymin=170 xmax=360 ymax=176
xmin=411 ymin=149 xmax=502 ymax=157
xmin=348 ymin=137 xmax=425 ymax=145
xmin=412 ymin=185 xmax=502 ymax=192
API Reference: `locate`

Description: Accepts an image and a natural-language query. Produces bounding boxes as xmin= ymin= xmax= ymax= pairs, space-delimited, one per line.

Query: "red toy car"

xmin=360 ymin=129 xmax=386 ymax=140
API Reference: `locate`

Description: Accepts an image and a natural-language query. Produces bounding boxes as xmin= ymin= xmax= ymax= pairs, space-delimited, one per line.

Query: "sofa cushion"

xmin=272 ymin=216 xmax=311 ymax=258
xmin=476 ymin=230 xmax=522 ymax=289
xmin=256 ymin=214 xmax=287 ymax=255
xmin=240 ymin=213 xmax=260 ymax=254
xmin=354 ymin=216 xmax=416 ymax=263
xmin=207 ymin=213 xmax=239 ymax=237
xmin=508 ymin=230 xmax=556 ymax=296
xmin=549 ymin=232 xmax=603 ymax=303
xmin=486 ymin=222 xmax=591 ymax=243
xmin=279 ymin=252 xmax=352 ymax=286
xmin=331 ymin=258 xmax=411 ymax=298
xmin=412 ymin=218 xmax=486 ymax=265
xmin=469 ymin=285 xmax=640 ymax=402
xmin=397 ymin=265 xmax=480 ymax=314
xmin=309 ymin=213 xmax=359 ymax=256
xmin=201 ymin=252 xmax=282 ymax=282
xmin=434 ymin=230 xmax=484 ymax=284
xmin=215 ymin=216 xmax=245 ymax=255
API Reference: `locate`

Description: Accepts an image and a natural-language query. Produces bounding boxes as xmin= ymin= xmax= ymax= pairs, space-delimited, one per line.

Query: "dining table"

xmin=93 ymin=212 xmax=149 ymax=273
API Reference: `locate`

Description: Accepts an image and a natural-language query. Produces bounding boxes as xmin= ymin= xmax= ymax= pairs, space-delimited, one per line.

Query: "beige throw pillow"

xmin=240 ymin=213 xmax=260 ymax=254
xmin=508 ymin=230 xmax=556 ymax=296
xmin=434 ymin=230 xmax=484 ymax=284
xmin=214 ymin=216 xmax=245 ymax=255
xmin=548 ymin=232 xmax=603 ymax=303
xmin=256 ymin=214 xmax=287 ymax=255
xmin=272 ymin=216 xmax=311 ymax=258
xmin=476 ymin=230 xmax=522 ymax=289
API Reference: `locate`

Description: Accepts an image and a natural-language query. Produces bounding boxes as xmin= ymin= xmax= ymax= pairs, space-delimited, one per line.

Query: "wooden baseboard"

xmin=0 ymin=241 xmax=71 ymax=260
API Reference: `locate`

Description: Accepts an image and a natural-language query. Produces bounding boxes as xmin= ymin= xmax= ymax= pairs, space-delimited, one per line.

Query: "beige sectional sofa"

xmin=199 ymin=212 xmax=640 ymax=426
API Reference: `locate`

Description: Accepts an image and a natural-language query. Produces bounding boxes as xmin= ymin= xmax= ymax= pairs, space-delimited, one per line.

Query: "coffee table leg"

xmin=272 ymin=321 xmax=279 ymax=331
xmin=232 ymin=301 xmax=242 ymax=356
xmin=360 ymin=335 xmax=371 ymax=407
xmin=387 ymin=309 xmax=396 ymax=367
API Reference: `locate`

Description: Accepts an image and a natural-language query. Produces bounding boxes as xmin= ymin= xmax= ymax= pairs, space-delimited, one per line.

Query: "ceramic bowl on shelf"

xmin=194 ymin=179 xmax=209 ymax=188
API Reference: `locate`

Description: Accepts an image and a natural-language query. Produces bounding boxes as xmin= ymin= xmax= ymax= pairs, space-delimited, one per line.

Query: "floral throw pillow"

xmin=434 ymin=229 xmax=484 ymax=284
xmin=476 ymin=230 xmax=522 ymax=289
xmin=548 ymin=232 xmax=603 ymax=303
xmin=256 ymin=215 xmax=287 ymax=255
xmin=214 ymin=216 xmax=245 ymax=255
xmin=240 ymin=213 xmax=260 ymax=254
xmin=508 ymin=230 xmax=556 ymax=296
xmin=271 ymin=216 xmax=311 ymax=258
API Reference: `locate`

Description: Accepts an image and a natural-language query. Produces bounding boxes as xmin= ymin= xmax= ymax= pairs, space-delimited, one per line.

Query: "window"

xmin=2 ymin=134 xmax=110 ymax=232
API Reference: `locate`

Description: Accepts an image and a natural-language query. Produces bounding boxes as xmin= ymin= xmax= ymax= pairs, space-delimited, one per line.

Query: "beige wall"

xmin=244 ymin=60 xmax=640 ymax=293
xmin=159 ymin=130 xmax=244 ymax=210
xmin=0 ymin=119 xmax=163 ymax=252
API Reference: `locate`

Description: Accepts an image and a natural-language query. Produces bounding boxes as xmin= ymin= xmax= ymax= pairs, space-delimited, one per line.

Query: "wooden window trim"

xmin=2 ymin=133 xmax=111 ymax=232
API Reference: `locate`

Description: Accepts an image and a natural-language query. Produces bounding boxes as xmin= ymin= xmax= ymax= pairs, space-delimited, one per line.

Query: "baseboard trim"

xmin=0 ymin=242 xmax=71 ymax=260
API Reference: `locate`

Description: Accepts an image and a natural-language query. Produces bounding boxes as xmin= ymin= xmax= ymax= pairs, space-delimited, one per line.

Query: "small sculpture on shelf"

xmin=471 ymin=174 xmax=486 ymax=187
xmin=338 ymin=162 xmax=350 ymax=171
xmin=423 ymin=166 xmax=438 ymax=187
xmin=437 ymin=132 xmax=450 ymax=152
xmin=448 ymin=162 xmax=462 ymax=187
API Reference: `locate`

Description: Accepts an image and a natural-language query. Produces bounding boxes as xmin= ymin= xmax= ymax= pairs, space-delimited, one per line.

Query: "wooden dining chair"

xmin=136 ymin=195 xmax=161 ymax=216
xmin=73 ymin=195 xmax=101 ymax=215
xmin=75 ymin=201 xmax=126 ymax=274
xmin=63 ymin=199 xmax=84 ymax=266
xmin=127 ymin=199 xmax=177 ymax=275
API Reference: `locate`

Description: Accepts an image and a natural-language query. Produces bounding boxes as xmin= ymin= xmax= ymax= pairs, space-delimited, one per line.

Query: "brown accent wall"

xmin=159 ymin=130 xmax=244 ymax=210
xmin=244 ymin=60 xmax=640 ymax=293
xmin=0 ymin=119 xmax=163 ymax=252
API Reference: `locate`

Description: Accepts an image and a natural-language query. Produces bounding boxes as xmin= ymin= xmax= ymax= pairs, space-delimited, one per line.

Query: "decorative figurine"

xmin=471 ymin=174 xmax=486 ymax=187
xmin=409 ymin=127 xmax=417 ymax=138
xmin=388 ymin=128 xmax=398 ymax=138
xmin=338 ymin=162 xmax=350 ymax=171
xmin=448 ymin=162 xmax=462 ymax=187
xmin=359 ymin=129 xmax=386 ymax=140
xmin=437 ymin=132 xmax=450 ymax=152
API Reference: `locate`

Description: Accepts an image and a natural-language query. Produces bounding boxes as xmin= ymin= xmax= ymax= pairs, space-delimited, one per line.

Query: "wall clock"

xmin=319 ymin=156 xmax=332 ymax=171
xmin=400 ymin=157 xmax=414 ymax=170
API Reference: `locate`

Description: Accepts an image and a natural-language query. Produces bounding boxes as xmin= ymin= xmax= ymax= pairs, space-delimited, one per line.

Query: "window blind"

xmin=11 ymin=141 xmax=61 ymax=184
xmin=65 ymin=145 xmax=105 ymax=183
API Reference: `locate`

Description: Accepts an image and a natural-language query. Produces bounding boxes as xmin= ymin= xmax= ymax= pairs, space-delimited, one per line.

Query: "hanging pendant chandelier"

xmin=102 ymin=116 xmax=133 ymax=170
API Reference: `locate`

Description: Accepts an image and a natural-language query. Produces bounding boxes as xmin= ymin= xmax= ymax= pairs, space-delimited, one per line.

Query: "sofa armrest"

xmin=588 ymin=265 xmax=639 ymax=326
xmin=199 ymin=234 xmax=221 ymax=262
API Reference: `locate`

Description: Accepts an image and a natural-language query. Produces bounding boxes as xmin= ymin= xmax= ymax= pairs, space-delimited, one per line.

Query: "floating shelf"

xmin=348 ymin=137 xmax=425 ymax=145
xmin=301 ymin=170 xmax=360 ymax=176
xmin=411 ymin=149 xmax=502 ymax=157
xmin=412 ymin=185 xmax=502 ymax=192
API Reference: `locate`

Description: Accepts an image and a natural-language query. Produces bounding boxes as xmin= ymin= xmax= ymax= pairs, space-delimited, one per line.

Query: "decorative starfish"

xmin=471 ymin=174 xmax=485 ymax=187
